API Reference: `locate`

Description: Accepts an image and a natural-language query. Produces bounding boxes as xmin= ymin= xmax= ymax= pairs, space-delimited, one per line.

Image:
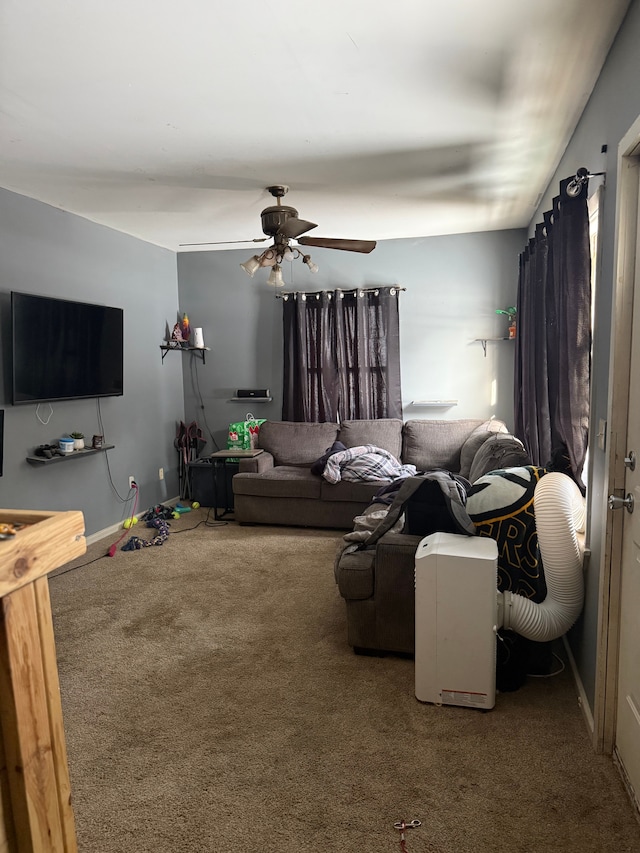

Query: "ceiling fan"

xmin=179 ymin=185 xmax=376 ymax=286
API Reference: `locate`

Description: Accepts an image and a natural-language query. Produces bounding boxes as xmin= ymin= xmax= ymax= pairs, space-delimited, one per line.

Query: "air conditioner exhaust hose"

xmin=498 ymin=472 xmax=586 ymax=642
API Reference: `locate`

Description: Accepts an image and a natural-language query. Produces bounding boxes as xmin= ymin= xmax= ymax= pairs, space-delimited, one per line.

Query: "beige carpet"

xmin=48 ymin=509 xmax=640 ymax=853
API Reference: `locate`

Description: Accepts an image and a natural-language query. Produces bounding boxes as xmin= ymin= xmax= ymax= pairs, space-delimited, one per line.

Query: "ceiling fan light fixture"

xmin=258 ymin=249 xmax=278 ymax=268
xmin=240 ymin=255 xmax=261 ymax=277
xmin=303 ymin=254 xmax=319 ymax=274
xmin=267 ymin=264 xmax=285 ymax=288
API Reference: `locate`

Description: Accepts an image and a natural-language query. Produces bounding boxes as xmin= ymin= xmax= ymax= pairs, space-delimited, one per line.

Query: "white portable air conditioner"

xmin=414 ymin=532 xmax=499 ymax=710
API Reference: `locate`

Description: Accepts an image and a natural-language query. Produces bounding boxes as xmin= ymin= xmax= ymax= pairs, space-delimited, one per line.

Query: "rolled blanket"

xmin=323 ymin=444 xmax=417 ymax=484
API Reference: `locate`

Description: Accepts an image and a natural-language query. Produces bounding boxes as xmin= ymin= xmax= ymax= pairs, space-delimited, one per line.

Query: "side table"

xmin=208 ymin=449 xmax=264 ymax=520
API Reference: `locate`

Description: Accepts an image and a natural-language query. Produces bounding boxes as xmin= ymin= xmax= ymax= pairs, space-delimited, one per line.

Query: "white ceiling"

xmin=0 ymin=0 xmax=631 ymax=253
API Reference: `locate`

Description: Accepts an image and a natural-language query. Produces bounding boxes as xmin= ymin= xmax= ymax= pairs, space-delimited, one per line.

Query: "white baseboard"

xmin=562 ymin=635 xmax=595 ymax=737
xmin=85 ymin=495 xmax=180 ymax=546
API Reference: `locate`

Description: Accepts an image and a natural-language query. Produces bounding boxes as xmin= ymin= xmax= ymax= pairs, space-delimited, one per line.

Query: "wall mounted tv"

xmin=11 ymin=292 xmax=124 ymax=405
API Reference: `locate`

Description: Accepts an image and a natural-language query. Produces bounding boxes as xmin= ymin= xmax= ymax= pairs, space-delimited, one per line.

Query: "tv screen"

xmin=11 ymin=292 xmax=124 ymax=405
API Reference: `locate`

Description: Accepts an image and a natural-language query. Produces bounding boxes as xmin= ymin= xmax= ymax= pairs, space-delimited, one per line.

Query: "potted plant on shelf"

xmin=70 ymin=432 xmax=85 ymax=451
xmin=496 ymin=306 xmax=517 ymax=339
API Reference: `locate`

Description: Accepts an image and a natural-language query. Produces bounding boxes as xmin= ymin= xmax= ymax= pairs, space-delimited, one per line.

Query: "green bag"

xmin=227 ymin=413 xmax=266 ymax=452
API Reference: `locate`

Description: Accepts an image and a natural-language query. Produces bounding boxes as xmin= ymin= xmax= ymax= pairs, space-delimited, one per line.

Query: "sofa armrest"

xmin=375 ymin=532 xmax=424 ymax=576
xmin=238 ymin=451 xmax=275 ymax=473
xmin=335 ymin=531 xmax=423 ymax=601
xmin=376 ymin=531 xmax=424 ymax=552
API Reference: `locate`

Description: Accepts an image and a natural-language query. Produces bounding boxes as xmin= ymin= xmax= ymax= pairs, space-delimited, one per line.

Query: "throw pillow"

xmin=468 ymin=434 xmax=531 ymax=483
xmin=310 ymin=441 xmax=347 ymax=476
xmin=458 ymin=419 xmax=508 ymax=479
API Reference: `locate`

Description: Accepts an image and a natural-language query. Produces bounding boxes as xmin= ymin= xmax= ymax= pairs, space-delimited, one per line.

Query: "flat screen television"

xmin=11 ymin=292 xmax=124 ymax=405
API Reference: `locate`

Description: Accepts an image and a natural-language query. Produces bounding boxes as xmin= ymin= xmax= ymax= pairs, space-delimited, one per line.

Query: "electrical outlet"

xmin=159 ymin=467 xmax=164 ymax=481
xmin=128 ymin=475 xmax=136 ymax=489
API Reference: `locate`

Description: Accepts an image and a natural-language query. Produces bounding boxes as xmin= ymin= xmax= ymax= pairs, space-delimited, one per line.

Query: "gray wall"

xmin=529 ymin=0 xmax=640 ymax=712
xmin=0 ymin=188 xmax=184 ymax=536
xmin=177 ymin=229 xmax=525 ymax=451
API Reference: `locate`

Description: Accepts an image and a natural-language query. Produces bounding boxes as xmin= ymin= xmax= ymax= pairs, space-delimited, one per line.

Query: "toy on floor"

xmin=121 ymin=517 xmax=170 ymax=551
xmin=171 ymin=503 xmax=193 ymax=518
xmin=172 ymin=500 xmax=202 ymax=517
xmin=140 ymin=504 xmax=174 ymax=522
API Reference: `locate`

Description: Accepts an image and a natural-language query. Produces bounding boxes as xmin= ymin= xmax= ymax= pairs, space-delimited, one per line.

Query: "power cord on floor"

xmin=49 ymin=552 xmax=112 ymax=579
xmin=527 ymin=651 xmax=566 ymax=678
xmin=48 ymin=506 xmax=227 ymax=579
xmin=171 ymin=507 xmax=229 ymax=530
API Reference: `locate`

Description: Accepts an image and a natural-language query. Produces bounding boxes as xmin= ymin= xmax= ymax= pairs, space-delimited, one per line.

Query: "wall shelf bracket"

xmin=474 ymin=337 xmax=510 ymax=358
xmin=160 ymin=345 xmax=210 ymax=364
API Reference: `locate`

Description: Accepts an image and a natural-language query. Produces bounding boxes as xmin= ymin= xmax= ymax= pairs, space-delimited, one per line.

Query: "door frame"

xmin=595 ymin=115 xmax=640 ymax=753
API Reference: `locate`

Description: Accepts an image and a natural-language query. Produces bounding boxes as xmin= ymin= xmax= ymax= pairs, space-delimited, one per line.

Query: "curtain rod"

xmin=275 ymin=286 xmax=406 ymax=299
xmin=566 ymin=166 xmax=606 ymax=197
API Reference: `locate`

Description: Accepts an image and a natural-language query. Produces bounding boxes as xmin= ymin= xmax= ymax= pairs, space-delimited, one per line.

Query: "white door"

xmin=613 ymin=167 xmax=640 ymax=803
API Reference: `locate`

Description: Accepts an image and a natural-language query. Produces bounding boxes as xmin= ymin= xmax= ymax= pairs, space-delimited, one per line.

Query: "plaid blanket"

xmin=322 ymin=444 xmax=417 ymax=484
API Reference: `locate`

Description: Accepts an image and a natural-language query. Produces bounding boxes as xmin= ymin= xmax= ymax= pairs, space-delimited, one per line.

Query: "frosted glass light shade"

xmin=267 ymin=265 xmax=284 ymax=287
xmin=240 ymin=256 xmax=261 ymax=277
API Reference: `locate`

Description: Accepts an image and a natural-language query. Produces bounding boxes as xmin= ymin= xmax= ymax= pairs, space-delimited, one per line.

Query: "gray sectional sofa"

xmin=233 ymin=417 xmax=528 ymax=529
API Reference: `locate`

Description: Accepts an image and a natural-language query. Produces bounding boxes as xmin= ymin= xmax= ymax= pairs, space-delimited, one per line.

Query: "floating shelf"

xmin=26 ymin=444 xmax=115 ymax=465
xmin=160 ymin=345 xmax=210 ymax=363
xmin=410 ymin=400 xmax=458 ymax=408
xmin=474 ymin=337 xmax=512 ymax=357
xmin=229 ymin=397 xmax=272 ymax=402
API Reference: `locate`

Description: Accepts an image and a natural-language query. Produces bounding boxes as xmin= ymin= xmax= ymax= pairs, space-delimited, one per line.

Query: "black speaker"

xmin=236 ymin=388 xmax=270 ymax=398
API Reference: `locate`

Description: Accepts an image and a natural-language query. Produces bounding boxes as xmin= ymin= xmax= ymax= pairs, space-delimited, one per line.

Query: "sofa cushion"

xmin=469 ymin=434 xmax=531 ymax=483
xmin=257 ymin=421 xmax=339 ymax=467
xmin=233 ymin=467 xmax=322 ymax=499
xmin=402 ymin=419 xmax=485 ymax=472
xmin=320 ymin=479 xmax=386 ymax=503
xmin=459 ymin=419 xmax=509 ymax=479
xmin=338 ymin=419 xmax=403 ymax=460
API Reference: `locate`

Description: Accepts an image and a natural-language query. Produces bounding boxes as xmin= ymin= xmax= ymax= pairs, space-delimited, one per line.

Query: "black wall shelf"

xmin=26 ymin=444 xmax=115 ymax=465
xmin=474 ymin=337 xmax=512 ymax=357
xmin=160 ymin=345 xmax=210 ymax=364
xmin=229 ymin=397 xmax=272 ymax=402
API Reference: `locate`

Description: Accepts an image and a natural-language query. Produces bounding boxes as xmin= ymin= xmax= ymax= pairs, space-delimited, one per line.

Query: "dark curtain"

xmin=514 ymin=177 xmax=591 ymax=488
xmin=282 ymin=287 xmax=403 ymax=422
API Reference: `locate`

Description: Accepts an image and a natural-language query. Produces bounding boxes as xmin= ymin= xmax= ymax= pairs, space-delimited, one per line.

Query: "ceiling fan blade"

xmin=179 ymin=238 xmax=268 ymax=247
xmin=280 ymin=218 xmax=318 ymax=239
xmin=297 ymin=236 xmax=376 ymax=254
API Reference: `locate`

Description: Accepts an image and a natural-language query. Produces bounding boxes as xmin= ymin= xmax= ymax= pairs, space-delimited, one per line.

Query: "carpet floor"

xmin=48 ymin=509 xmax=640 ymax=852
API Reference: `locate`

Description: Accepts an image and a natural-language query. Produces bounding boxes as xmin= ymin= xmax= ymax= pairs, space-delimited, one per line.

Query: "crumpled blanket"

xmin=342 ymin=503 xmax=404 ymax=543
xmin=323 ymin=444 xmax=417 ymax=484
xmin=334 ymin=503 xmax=405 ymax=576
